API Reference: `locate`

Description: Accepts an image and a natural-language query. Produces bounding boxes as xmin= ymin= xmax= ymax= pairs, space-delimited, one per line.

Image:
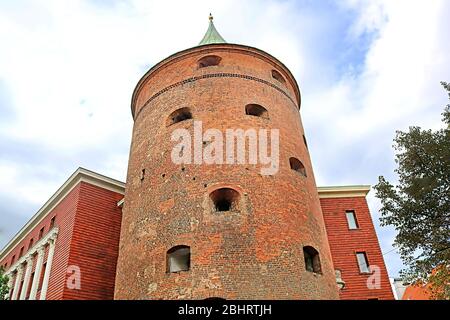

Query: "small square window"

xmin=356 ymin=252 xmax=370 ymax=273
xmin=167 ymin=245 xmax=190 ymax=273
xmin=346 ymin=210 xmax=359 ymax=229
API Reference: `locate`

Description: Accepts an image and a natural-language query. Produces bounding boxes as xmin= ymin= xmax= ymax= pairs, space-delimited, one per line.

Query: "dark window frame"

xmin=345 ymin=210 xmax=359 ymax=230
xmin=356 ymin=252 xmax=371 ymax=274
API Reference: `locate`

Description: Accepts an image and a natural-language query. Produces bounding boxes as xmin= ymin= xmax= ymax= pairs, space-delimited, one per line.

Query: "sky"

xmin=0 ymin=0 xmax=449 ymax=279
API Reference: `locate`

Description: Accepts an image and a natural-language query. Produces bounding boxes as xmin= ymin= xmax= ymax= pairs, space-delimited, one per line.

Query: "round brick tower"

xmin=114 ymin=15 xmax=339 ymax=300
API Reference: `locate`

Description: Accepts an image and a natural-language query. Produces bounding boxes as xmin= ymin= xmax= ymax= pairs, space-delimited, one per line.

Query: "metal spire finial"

xmin=198 ymin=13 xmax=226 ymax=45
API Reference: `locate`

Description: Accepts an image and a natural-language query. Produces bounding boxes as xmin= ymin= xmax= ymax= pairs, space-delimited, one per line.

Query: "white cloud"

xmin=305 ymin=0 xmax=450 ymax=277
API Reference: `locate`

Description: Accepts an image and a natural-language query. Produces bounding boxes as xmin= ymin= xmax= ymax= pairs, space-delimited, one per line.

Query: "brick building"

xmin=0 ymin=169 xmax=124 ymax=300
xmin=0 ymin=16 xmax=394 ymax=300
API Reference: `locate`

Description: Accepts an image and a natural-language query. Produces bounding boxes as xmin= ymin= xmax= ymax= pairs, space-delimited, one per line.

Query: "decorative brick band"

xmin=134 ymin=72 xmax=299 ymax=120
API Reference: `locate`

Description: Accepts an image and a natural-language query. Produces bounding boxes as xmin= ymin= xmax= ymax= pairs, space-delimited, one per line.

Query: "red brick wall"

xmin=0 ymin=184 xmax=81 ymax=300
xmin=1 ymin=180 xmax=123 ymax=300
xmin=115 ymin=43 xmax=339 ymax=299
xmin=63 ymin=182 xmax=123 ymax=300
xmin=320 ymin=196 xmax=394 ymax=299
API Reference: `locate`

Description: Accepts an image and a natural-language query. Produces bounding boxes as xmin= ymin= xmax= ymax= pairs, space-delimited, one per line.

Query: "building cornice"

xmin=317 ymin=185 xmax=371 ymax=199
xmin=0 ymin=168 xmax=125 ymax=261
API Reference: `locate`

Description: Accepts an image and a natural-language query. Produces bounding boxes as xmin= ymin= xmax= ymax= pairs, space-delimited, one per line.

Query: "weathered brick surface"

xmin=114 ymin=44 xmax=339 ymax=299
xmin=320 ymin=196 xmax=394 ymax=300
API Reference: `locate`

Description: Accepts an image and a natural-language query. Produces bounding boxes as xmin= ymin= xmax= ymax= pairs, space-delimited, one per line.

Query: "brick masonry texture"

xmin=64 ymin=182 xmax=123 ymax=299
xmin=114 ymin=43 xmax=340 ymax=299
xmin=321 ymin=196 xmax=394 ymax=300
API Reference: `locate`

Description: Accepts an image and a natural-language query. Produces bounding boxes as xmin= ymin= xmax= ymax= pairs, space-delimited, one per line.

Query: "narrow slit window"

xmin=167 ymin=245 xmax=191 ymax=273
xmin=50 ymin=216 xmax=56 ymax=229
xmin=356 ymin=252 xmax=370 ymax=273
xmin=38 ymin=227 xmax=44 ymax=240
xmin=346 ymin=210 xmax=359 ymax=229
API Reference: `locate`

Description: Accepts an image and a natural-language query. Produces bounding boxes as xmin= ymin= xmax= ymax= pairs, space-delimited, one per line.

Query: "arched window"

xmin=271 ymin=69 xmax=286 ymax=84
xmin=303 ymin=246 xmax=321 ymax=274
xmin=167 ymin=245 xmax=190 ymax=273
xmin=167 ymin=107 xmax=192 ymax=126
xmin=245 ymin=104 xmax=269 ymax=119
xmin=209 ymin=188 xmax=240 ymax=212
xmin=289 ymin=157 xmax=307 ymax=177
xmin=198 ymin=55 xmax=222 ymax=68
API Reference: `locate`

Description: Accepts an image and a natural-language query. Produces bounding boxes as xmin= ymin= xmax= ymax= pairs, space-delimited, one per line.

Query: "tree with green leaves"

xmin=374 ymin=82 xmax=450 ymax=300
xmin=0 ymin=266 xmax=10 ymax=300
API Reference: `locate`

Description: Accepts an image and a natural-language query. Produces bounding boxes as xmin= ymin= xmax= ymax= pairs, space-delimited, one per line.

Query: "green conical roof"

xmin=199 ymin=14 xmax=226 ymax=45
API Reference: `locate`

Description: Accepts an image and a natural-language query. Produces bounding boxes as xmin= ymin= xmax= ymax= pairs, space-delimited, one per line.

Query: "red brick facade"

xmin=114 ymin=43 xmax=340 ymax=300
xmin=0 ymin=169 xmax=124 ymax=300
xmin=63 ymin=182 xmax=123 ymax=299
xmin=320 ymin=195 xmax=394 ymax=300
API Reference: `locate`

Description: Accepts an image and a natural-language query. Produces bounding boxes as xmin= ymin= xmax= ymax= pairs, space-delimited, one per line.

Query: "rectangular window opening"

xmin=356 ymin=252 xmax=370 ymax=273
xmin=346 ymin=210 xmax=359 ymax=229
